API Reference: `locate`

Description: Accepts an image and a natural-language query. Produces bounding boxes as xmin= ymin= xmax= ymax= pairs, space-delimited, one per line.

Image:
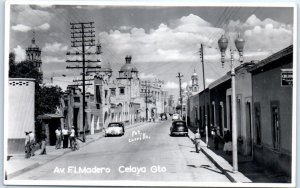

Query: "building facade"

xmin=187 ymin=45 xmax=293 ymax=177
xmin=249 ymin=45 xmax=293 ymax=176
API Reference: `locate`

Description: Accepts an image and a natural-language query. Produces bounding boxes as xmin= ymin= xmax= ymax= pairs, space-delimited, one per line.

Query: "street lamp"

xmin=218 ymin=33 xmax=245 ymax=173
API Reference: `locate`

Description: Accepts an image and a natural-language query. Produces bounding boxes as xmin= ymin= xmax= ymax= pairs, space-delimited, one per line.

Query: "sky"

xmin=9 ymin=4 xmax=294 ymax=97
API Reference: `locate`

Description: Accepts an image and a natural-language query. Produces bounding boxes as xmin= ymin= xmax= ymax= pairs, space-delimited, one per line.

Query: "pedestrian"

xmin=24 ymin=132 xmax=31 ymax=158
xmin=69 ymin=126 xmax=76 ymax=149
xmin=223 ymin=130 xmax=232 ymax=155
xmin=192 ymin=129 xmax=201 ymax=153
xmin=40 ymin=131 xmax=47 ymax=155
xmin=212 ymin=126 xmax=220 ymax=150
xmin=55 ymin=127 xmax=62 ymax=149
xmin=28 ymin=131 xmax=35 ymax=156
xmin=62 ymin=126 xmax=69 ymax=148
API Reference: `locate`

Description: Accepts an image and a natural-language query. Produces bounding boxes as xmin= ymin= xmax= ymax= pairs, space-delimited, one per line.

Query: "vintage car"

xmin=104 ymin=122 xmax=125 ymax=136
xmin=170 ymin=120 xmax=188 ymax=136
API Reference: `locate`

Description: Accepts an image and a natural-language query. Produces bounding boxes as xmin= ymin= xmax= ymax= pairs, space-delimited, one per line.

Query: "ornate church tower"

xmin=26 ymin=31 xmax=42 ymax=72
xmin=191 ymin=68 xmax=199 ymax=92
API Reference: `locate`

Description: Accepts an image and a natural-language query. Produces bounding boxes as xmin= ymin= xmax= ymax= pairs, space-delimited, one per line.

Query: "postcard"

xmin=4 ymin=1 xmax=297 ymax=187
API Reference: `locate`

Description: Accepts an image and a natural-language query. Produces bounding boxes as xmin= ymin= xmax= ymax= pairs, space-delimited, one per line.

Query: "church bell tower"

xmin=26 ymin=31 xmax=42 ymax=72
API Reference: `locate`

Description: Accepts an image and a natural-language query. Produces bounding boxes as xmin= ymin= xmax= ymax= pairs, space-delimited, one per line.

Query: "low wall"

xmin=8 ymin=139 xmax=25 ymax=154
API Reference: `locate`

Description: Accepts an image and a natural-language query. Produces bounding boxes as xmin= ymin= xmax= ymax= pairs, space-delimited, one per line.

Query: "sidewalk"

xmin=198 ymin=134 xmax=290 ymax=183
xmin=187 ymin=130 xmax=251 ymax=183
xmin=5 ymin=121 xmax=151 ymax=180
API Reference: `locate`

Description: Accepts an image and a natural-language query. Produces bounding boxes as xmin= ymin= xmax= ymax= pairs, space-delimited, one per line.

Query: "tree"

xmin=35 ymin=85 xmax=63 ymax=142
xmin=9 ymin=60 xmax=43 ymax=84
xmin=9 ymin=52 xmax=16 ymax=77
xmin=35 ymin=85 xmax=63 ymax=117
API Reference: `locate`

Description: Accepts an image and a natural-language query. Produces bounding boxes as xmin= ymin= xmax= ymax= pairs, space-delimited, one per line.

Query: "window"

xmin=254 ymin=102 xmax=261 ymax=145
xmin=212 ymin=102 xmax=216 ymax=126
xmin=96 ymin=85 xmax=101 ymax=104
xmin=220 ymin=102 xmax=224 ymax=135
xmin=271 ymin=101 xmax=280 ymax=150
xmin=74 ymin=96 xmax=80 ymax=102
xmin=111 ymin=88 xmax=116 ymax=96
xmin=120 ymin=87 xmax=125 ymax=95
xmin=105 ymin=90 xmax=108 ymax=99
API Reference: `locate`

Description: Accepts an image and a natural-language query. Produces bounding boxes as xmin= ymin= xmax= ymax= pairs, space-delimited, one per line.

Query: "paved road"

xmin=13 ymin=120 xmax=230 ymax=182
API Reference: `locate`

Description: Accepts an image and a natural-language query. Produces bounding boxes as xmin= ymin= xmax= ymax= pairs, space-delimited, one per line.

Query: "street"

xmin=12 ymin=120 xmax=230 ymax=182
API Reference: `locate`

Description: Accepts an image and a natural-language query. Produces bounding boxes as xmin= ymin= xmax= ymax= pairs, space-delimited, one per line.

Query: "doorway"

xmin=73 ymin=108 xmax=79 ymax=137
xmin=246 ymin=102 xmax=253 ymax=156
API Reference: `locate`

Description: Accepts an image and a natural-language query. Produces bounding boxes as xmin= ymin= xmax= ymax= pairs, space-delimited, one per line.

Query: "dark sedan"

xmin=170 ymin=120 xmax=188 ymax=136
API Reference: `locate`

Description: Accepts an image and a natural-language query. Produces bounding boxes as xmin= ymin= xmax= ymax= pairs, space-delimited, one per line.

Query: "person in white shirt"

xmin=192 ymin=129 xmax=201 ymax=153
xmin=69 ymin=126 xmax=76 ymax=149
xmin=28 ymin=131 xmax=35 ymax=156
xmin=62 ymin=126 xmax=69 ymax=149
xmin=55 ymin=127 xmax=62 ymax=149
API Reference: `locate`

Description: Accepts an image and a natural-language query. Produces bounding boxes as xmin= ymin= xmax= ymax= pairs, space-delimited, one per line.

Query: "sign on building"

xmin=281 ymin=69 xmax=293 ymax=87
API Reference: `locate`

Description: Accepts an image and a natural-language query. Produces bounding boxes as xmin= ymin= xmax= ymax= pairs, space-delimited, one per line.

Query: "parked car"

xmin=170 ymin=120 xmax=188 ymax=136
xmin=104 ymin=122 xmax=125 ymax=136
xmin=172 ymin=114 xmax=180 ymax=121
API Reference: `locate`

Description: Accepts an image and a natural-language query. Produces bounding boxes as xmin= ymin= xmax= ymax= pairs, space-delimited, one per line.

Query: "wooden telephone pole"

xmin=66 ymin=22 xmax=101 ymax=142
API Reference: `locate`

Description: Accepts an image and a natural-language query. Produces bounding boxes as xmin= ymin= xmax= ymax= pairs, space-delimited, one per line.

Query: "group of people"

xmin=25 ymin=130 xmax=47 ymax=158
xmin=191 ymin=125 xmax=232 ymax=155
xmin=55 ymin=126 xmax=76 ymax=149
xmin=211 ymin=125 xmax=232 ymax=154
xmin=25 ymin=126 xmax=76 ymax=158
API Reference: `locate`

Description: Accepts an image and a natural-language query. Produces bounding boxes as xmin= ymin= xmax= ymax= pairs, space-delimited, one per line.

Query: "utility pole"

xmin=200 ymin=44 xmax=208 ymax=146
xmin=176 ymin=73 xmax=183 ymax=118
xmin=66 ymin=22 xmax=100 ymax=142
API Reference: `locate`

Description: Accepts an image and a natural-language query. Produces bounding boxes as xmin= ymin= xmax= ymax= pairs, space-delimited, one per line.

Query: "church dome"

xmin=100 ymin=61 xmax=112 ymax=72
xmin=27 ymin=38 xmax=40 ymax=49
xmin=120 ymin=56 xmax=138 ymax=72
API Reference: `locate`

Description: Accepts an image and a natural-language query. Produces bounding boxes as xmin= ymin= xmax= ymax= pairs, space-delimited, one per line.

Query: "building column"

xmin=91 ymin=115 xmax=95 ymax=135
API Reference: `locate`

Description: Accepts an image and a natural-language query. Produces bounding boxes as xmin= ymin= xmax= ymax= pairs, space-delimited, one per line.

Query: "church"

xmin=64 ymin=54 xmax=167 ymax=136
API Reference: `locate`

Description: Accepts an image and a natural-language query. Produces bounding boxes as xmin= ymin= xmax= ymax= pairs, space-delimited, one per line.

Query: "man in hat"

xmin=28 ymin=131 xmax=35 ymax=156
xmin=24 ymin=132 xmax=31 ymax=158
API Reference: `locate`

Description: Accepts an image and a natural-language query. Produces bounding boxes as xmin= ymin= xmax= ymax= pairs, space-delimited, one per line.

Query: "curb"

xmin=198 ymin=140 xmax=252 ymax=183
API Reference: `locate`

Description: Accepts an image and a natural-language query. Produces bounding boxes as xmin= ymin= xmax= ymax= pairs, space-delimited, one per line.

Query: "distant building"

xmin=140 ymin=79 xmax=165 ymax=120
xmin=191 ymin=69 xmax=199 ymax=93
xmin=26 ymin=31 xmax=42 ymax=81
xmin=64 ymin=55 xmax=166 ymax=134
